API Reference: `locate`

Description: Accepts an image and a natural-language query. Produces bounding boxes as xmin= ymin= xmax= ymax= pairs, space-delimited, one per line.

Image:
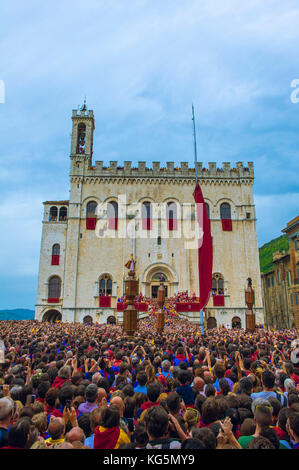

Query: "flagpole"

xmin=192 ymin=104 xmax=198 ymax=184
xmin=192 ymin=105 xmax=204 ymax=334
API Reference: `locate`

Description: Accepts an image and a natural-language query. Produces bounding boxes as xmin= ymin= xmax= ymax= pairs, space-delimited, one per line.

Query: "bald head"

xmin=48 ymin=417 xmax=65 ymax=440
xmin=193 ymin=377 xmax=205 ymax=391
xmin=92 ymin=372 xmax=101 ymax=384
xmin=95 ymin=387 xmax=107 ymax=407
xmin=65 ymin=426 xmax=85 ymax=444
xmin=110 ymin=396 xmax=124 ymax=417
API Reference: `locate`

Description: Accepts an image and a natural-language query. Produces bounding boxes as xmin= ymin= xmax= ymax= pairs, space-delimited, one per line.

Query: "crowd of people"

xmin=0 ymin=311 xmax=299 ymax=450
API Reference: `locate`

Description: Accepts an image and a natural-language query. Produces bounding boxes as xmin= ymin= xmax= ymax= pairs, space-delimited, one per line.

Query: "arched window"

xmin=49 ymin=206 xmax=58 ymax=222
xmin=77 ymin=123 xmax=86 ymax=154
xmin=212 ymin=273 xmax=225 ymax=306
xmin=51 ymin=244 xmax=60 ymax=265
xmin=59 ymin=207 xmax=67 ymax=221
xmin=86 ymin=201 xmax=97 ymax=230
xmin=167 ymin=201 xmax=177 ymax=231
xmin=212 ymin=273 xmax=224 ymax=295
xmin=107 ymin=201 xmax=118 ymax=230
xmin=205 ymin=203 xmax=210 ymax=219
xmin=48 ymin=276 xmax=61 ymax=302
xmin=220 ymin=203 xmax=231 ymax=219
xmin=220 ymin=203 xmax=232 ymax=231
xmin=86 ymin=201 xmax=97 ymax=217
xmin=142 ymin=201 xmax=152 ymax=230
xmin=99 ymin=274 xmax=113 ymax=296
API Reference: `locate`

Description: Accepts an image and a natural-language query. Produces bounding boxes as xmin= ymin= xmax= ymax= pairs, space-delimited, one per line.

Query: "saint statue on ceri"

xmin=125 ymin=253 xmax=136 ymax=273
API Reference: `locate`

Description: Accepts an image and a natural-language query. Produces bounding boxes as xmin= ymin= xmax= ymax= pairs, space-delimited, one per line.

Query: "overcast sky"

xmin=0 ymin=0 xmax=298 ymax=309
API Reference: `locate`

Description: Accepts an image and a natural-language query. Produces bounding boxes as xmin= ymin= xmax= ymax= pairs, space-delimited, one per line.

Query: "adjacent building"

xmin=261 ymin=215 xmax=299 ymax=329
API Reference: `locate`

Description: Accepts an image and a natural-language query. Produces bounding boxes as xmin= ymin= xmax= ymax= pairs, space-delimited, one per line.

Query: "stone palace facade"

xmin=35 ymin=104 xmax=264 ymax=328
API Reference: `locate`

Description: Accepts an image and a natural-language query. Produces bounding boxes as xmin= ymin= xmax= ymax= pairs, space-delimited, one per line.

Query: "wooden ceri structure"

xmin=245 ymin=277 xmax=256 ymax=333
xmin=123 ymin=254 xmax=139 ymax=337
xmin=156 ymin=280 xmax=166 ymax=333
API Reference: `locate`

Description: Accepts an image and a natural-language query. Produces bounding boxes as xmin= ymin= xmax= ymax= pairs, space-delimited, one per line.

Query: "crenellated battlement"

xmin=75 ymin=160 xmax=254 ymax=179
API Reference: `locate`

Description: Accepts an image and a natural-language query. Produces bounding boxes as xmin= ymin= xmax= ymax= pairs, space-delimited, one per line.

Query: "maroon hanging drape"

xmin=193 ymin=183 xmax=213 ymax=310
xmin=86 ymin=217 xmax=97 ymax=230
xmin=221 ymin=219 xmax=232 ymax=231
xmin=51 ymin=255 xmax=60 ymax=265
xmin=99 ymin=296 xmax=111 ymax=307
xmin=213 ymin=295 xmax=225 ymax=307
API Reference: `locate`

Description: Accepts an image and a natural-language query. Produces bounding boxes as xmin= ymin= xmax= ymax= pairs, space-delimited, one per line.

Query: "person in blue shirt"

xmin=134 ymin=371 xmax=147 ymax=395
xmin=157 ymin=360 xmax=173 ymax=379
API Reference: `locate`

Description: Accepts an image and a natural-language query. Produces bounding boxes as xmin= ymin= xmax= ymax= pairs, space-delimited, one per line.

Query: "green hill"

xmin=259 ymin=234 xmax=289 ymax=274
xmin=0 ymin=309 xmax=35 ymax=321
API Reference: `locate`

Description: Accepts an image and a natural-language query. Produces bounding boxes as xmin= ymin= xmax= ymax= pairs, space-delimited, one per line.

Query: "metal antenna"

xmin=192 ymin=104 xmax=198 ymax=184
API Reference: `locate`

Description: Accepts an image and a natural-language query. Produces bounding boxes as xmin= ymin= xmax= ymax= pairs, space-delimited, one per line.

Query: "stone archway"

xmin=83 ymin=315 xmax=93 ymax=324
xmin=42 ymin=309 xmax=62 ymax=323
xmin=142 ymin=262 xmax=178 ymax=298
xmin=232 ymin=316 xmax=241 ymax=329
xmin=107 ymin=315 xmax=116 ymax=325
xmin=207 ymin=317 xmax=217 ymax=330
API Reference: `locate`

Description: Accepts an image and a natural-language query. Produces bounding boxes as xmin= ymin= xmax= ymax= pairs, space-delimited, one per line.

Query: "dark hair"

xmin=247 ymin=436 xmax=275 ymax=449
xmin=238 ymin=377 xmax=252 ymax=396
xmin=58 ymin=385 xmax=74 ymax=407
xmin=288 ymin=393 xmax=299 ymax=407
xmin=146 ymin=382 xmax=161 ymax=402
xmin=37 ymin=381 xmax=50 ymax=399
xmin=122 ymin=384 xmax=134 ymax=398
xmin=8 ymin=417 xmax=31 ymax=448
xmin=205 ymin=384 xmax=216 ymax=398
xmin=178 ymin=370 xmax=192 ymax=385
xmin=260 ymin=427 xmax=280 ymax=449
xmin=192 ymin=427 xmax=216 ymax=449
xmin=145 ymin=406 xmax=169 ymax=438
xmin=118 ymin=443 xmax=136 ymax=449
xmin=261 ymin=370 xmax=275 ymax=389
xmin=238 ymin=407 xmax=253 ymax=423
xmin=181 ymin=438 xmax=206 ymax=449
xmin=238 ymin=394 xmax=252 ymax=411
xmin=267 ymin=397 xmax=281 ymax=418
xmin=96 ymin=377 xmax=110 ymax=394
xmin=100 ymin=405 xmax=120 ymax=428
xmin=136 ymin=371 xmax=147 ymax=387
xmin=201 ymin=398 xmax=220 ymax=425
xmin=288 ymin=411 xmax=299 ymax=437
xmin=195 ymin=393 xmax=206 ymax=413
xmin=132 ymin=425 xmax=149 ymax=447
xmin=19 ymin=406 xmax=34 ymax=420
xmin=78 ymin=412 xmax=92 ymax=438
xmin=213 ymin=362 xmax=225 ymax=379
xmin=45 ymin=387 xmax=59 ymax=407
xmin=166 ymin=392 xmax=180 ymax=414
xmin=219 ymin=378 xmax=230 ymax=396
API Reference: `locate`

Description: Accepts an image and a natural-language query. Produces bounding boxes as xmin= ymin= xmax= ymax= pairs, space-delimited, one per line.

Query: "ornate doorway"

xmin=232 ymin=316 xmax=241 ymax=329
xmin=42 ymin=310 xmax=62 ymax=323
xmin=207 ymin=317 xmax=217 ymax=330
xmin=150 ymin=272 xmax=169 ymax=298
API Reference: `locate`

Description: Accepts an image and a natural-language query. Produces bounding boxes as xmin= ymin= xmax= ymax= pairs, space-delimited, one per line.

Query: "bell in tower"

xmin=70 ymin=99 xmax=95 ymax=164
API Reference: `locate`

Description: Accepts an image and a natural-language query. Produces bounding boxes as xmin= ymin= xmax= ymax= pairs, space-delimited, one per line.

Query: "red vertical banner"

xmin=142 ymin=218 xmax=152 ymax=230
xmin=51 ymin=254 xmax=60 ymax=265
xmin=193 ymin=183 xmax=213 ymax=310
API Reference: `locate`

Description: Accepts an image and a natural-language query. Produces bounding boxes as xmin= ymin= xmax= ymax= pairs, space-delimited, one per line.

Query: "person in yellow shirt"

xmin=44 ymin=417 xmax=65 ymax=447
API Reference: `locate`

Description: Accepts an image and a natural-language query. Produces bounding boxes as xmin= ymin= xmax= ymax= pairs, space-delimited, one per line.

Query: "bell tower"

xmin=70 ymin=99 xmax=95 ymax=167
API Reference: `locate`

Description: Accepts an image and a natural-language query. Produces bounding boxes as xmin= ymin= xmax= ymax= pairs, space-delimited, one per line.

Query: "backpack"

xmin=275 ymin=391 xmax=287 ymax=407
